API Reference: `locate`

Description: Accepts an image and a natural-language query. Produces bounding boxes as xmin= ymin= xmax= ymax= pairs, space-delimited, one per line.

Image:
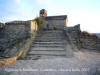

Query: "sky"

xmin=0 ymin=0 xmax=100 ymax=33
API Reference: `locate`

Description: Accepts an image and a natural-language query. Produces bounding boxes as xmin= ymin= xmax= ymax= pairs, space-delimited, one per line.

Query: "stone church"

xmin=39 ymin=9 xmax=68 ymax=30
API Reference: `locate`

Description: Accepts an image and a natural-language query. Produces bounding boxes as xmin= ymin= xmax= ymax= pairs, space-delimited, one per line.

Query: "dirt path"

xmin=0 ymin=49 xmax=100 ymax=75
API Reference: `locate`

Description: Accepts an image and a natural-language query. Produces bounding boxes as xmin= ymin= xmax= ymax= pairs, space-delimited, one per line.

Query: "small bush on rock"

xmin=34 ymin=17 xmax=44 ymax=27
xmin=54 ymin=26 xmax=59 ymax=30
xmin=82 ymin=31 xmax=90 ymax=36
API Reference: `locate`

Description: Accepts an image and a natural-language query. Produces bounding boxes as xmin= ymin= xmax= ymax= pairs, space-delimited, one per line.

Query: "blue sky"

xmin=0 ymin=0 xmax=100 ymax=33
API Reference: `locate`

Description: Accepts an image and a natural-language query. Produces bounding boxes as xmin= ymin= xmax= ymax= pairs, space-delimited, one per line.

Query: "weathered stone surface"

xmin=28 ymin=51 xmax=66 ymax=55
xmin=40 ymin=20 xmax=67 ymax=30
xmin=39 ymin=9 xmax=68 ymax=30
xmin=64 ymin=24 xmax=100 ymax=51
xmin=0 ymin=22 xmax=5 ymax=28
xmin=0 ymin=20 xmax=38 ymax=52
xmin=0 ymin=21 xmax=30 ymax=51
xmin=64 ymin=24 xmax=81 ymax=51
xmin=0 ymin=28 xmax=37 ymax=66
xmin=30 ymin=47 xmax=64 ymax=51
xmin=81 ymin=32 xmax=100 ymax=50
xmin=26 ymin=30 xmax=73 ymax=59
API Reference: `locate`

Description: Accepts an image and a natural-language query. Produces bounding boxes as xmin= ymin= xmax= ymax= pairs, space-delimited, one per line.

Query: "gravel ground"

xmin=0 ymin=49 xmax=100 ymax=75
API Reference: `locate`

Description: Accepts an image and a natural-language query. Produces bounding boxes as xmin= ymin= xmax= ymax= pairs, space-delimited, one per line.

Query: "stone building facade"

xmin=39 ymin=9 xmax=68 ymax=30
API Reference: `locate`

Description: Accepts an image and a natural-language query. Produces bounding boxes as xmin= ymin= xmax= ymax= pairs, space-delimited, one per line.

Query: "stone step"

xmin=34 ymin=42 xmax=63 ymax=44
xmin=37 ymin=32 xmax=64 ymax=36
xmin=37 ymin=33 xmax=64 ymax=36
xmin=28 ymin=51 xmax=66 ymax=55
xmin=38 ymin=30 xmax=63 ymax=33
xmin=30 ymin=47 xmax=64 ymax=51
xmin=26 ymin=55 xmax=66 ymax=59
xmin=32 ymin=44 xmax=64 ymax=47
xmin=36 ymin=35 xmax=64 ymax=38
xmin=37 ymin=33 xmax=64 ymax=34
xmin=37 ymin=31 xmax=64 ymax=34
xmin=35 ymin=37 xmax=64 ymax=40
xmin=35 ymin=37 xmax=65 ymax=39
xmin=34 ymin=39 xmax=64 ymax=42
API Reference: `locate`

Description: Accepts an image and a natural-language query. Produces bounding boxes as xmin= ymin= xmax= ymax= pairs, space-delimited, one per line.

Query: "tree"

xmin=34 ymin=17 xmax=44 ymax=26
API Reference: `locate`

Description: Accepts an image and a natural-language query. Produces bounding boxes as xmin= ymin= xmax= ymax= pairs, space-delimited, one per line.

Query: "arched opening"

xmin=46 ymin=24 xmax=49 ymax=30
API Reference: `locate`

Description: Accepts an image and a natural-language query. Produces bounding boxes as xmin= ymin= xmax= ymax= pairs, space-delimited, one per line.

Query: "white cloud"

xmin=15 ymin=0 xmax=21 ymax=3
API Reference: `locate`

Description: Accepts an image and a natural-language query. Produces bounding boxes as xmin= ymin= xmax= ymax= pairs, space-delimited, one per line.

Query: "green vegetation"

xmin=43 ymin=28 xmax=46 ymax=30
xmin=34 ymin=17 xmax=44 ymax=27
xmin=54 ymin=26 xmax=59 ymax=30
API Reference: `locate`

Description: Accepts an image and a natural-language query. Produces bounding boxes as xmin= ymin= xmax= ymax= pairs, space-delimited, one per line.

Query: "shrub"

xmin=82 ymin=31 xmax=90 ymax=36
xmin=82 ymin=31 xmax=90 ymax=35
xmin=34 ymin=17 xmax=44 ymax=27
xmin=43 ymin=28 xmax=46 ymax=31
xmin=54 ymin=26 xmax=59 ymax=30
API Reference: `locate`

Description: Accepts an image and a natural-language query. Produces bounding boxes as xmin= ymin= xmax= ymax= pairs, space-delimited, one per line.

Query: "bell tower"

xmin=39 ymin=9 xmax=47 ymax=18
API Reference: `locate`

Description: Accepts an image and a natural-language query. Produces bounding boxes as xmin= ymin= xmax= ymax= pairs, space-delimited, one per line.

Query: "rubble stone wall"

xmin=80 ymin=32 xmax=100 ymax=50
xmin=0 ymin=20 xmax=38 ymax=51
xmin=40 ymin=19 xmax=67 ymax=30
xmin=64 ymin=24 xmax=100 ymax=51
xmin=64 ymin=24 xmax=81 ymax=51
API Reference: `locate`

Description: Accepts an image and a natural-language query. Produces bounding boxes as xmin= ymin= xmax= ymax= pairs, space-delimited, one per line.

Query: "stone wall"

xmin=64 ymin=24 xmax=100 ymax=51
xmin=0 ymin=31 xmax=37 ymax=66
xmin=40 ymin=20 xmax=67 ymax=30
xmin=80 ymin=32 xmax=100 ymax=50
xmin=0 ymin=22 xmax=5 ymax=28
xmin=0 ymin=20 xmax=38 ymax=52
xmin=64 ymin=24 xmax=81 ymax=51
xmin=30 ymin=20 xmax=38 ymax=34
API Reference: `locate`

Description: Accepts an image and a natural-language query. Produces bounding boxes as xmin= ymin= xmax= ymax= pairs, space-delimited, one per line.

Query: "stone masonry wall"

xmin=64 ymin=24 xmax=81 ymax=51
xmin=40 ymin=20 xmax=67 ymax=30
xmin=80 ymin=32 xmax=100 ymax=50
xmin=0 ymin=20 xmax=38 ymax=52
xmin=65 ymin=24 xmax=100 ymax=51
xmin=0 ymin=22 xmax=5 ymax=28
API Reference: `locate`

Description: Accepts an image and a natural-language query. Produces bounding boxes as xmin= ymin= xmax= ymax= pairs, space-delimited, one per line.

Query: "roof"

xmin=45 ymin=15 xmax=67 ymax=20
xmin=5 ymin=21 xmax=29 ymax=25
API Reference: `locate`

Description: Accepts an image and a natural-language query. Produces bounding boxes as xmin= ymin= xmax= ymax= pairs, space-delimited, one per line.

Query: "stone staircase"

xmin=26 ymin=30 xmax=67 ymax=59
